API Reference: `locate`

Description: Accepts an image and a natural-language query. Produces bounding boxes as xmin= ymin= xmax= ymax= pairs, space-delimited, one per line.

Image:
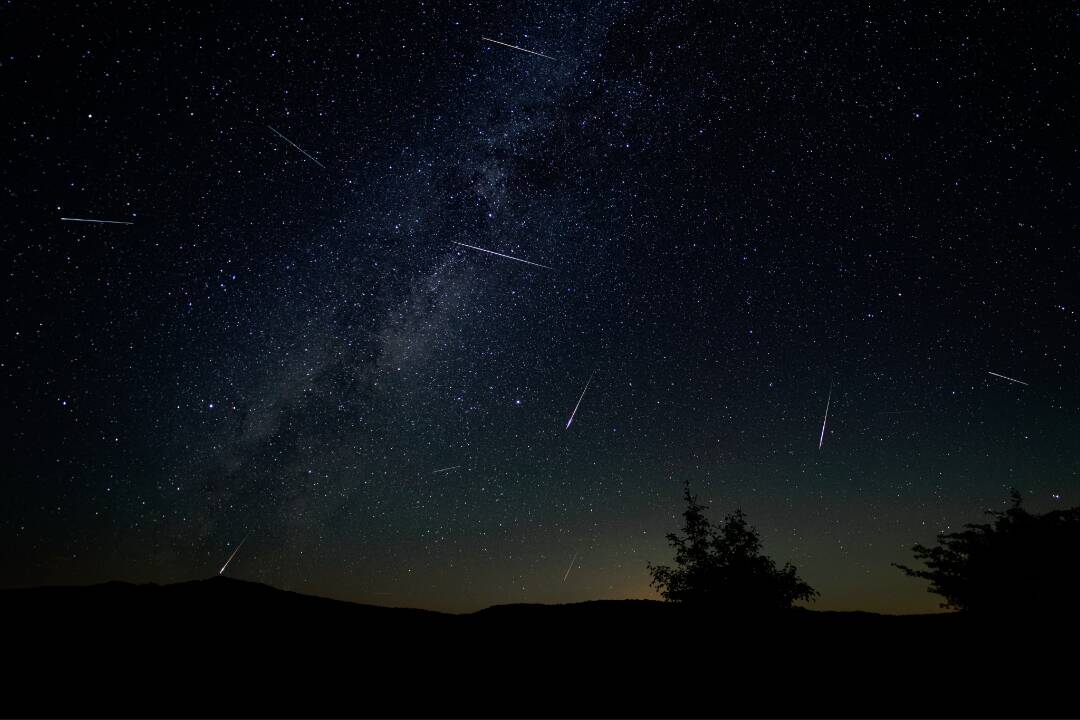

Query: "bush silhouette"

xmin=895 ymin=490 xmax=1080 ymax=613
xmin=648 ymin=482 xmax=818 ymax=610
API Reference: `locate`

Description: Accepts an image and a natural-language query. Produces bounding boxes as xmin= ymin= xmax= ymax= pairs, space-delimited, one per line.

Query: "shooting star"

xmin=818 ymin=383 xmax=833 ymax=450
xmin=432 ymin=465 xmax=462 ymax=474
xmin=218 ymin=534 xmax=250 ymax=576
xmin=565 ymin=371 xmax=595 ymax=430
xmin=60 ymin=217 xmax=133 ymax=225
xmin=563 ymin=552 xmax=578 ymax=582
xmin=481 ymin=36 xmax=557 ymax=61
xmin=987 ymin=371 xmax=1028 ymax=387
xmin=452 ymin=241 xmax=552 ymax=270
xmin=267 ymin=125 xmax=326 ymax=168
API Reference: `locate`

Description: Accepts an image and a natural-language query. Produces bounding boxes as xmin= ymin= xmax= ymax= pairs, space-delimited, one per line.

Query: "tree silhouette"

xmin=895 ymin=490 xmax=1080 ymax=613
xmin=648 ymin=482 xmax=818 ymax=610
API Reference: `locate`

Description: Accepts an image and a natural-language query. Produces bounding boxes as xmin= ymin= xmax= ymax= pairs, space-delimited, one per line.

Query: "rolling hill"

xmin=1 ymin=577 xmax=1072 ymax=717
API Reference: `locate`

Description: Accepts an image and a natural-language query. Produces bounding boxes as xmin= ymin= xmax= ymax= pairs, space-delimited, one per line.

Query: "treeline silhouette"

xmin=648 ymin=482 xmax=817 ymax=610
xmin=651 ymin=482 xmax=1080 ymax=617
xmin=894 ymin=489 xmax=1080 ymax=614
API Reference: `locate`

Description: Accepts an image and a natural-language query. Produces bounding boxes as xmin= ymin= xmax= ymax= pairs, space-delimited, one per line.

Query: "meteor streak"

xmin=432 ymin=465 xmax=462 ymax=474
xmin=565 ymin=371 xmax=595 ymax=430
xmin=481 ymin=36 xmax=557 ymax=61
xmin=563 ymin=552 xmax=578 ymax=582
xmin=60 ymin=217 xmax=133 ymax=225
xmin=267 ymin=125 xmax=326 ymax=168
xmin=219 ymin=534 xmax=250 ymax=575
xmin=818 ymin=383 xmax=833 ymax=450
xmin=987 ymin=371 xmax=1028 ymax=387
xmin=451 ymin=241 xmax=552 ymax=270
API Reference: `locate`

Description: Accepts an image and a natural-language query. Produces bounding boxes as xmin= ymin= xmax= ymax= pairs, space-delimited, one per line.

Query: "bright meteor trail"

xmin=218 ymin=534 xmax=250 ymax=575
xmin=452 ymin=241 xmax=552 ymax=270
xmin=565 ymin=371 xmax=595 ymax=430
xmin=432 ymin=465 xmax=462 ymax=474
xmin=987 ymin=371 xmax=1029 ymax=386
xmin=481 ymin=36 xmax=557 ymax=61
xmin=60 ymin=217 xmax=133 ymax=225
xmin=267 ymin=125 xmax=326 ymax=168
xmin=818 ymin=383 xmax=833 ymax=450
xmin=563 ymin=552 xmax=578 ymax=582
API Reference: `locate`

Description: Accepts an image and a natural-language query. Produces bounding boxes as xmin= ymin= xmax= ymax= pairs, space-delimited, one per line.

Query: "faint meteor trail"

xmin=60 ymin=217 xmax=133 ymax=225
xmin=432 ymin=465 xmax=462 ymax=474
xmin=218 ymin=534 xmax=250 ymax=575
xmin=818 ymin=383 xmax=833 ymax=450
xmin=987 ymin=371 xmax=1029 ymax=387
xmin=563 ymin=552 xmax=578 ymax=582
xmin=565 ymin=371 xmax=595 ymax=430
xmin=481 ymin=36 xmax=557 ymax=61
xmin=267 ymin=125 xmax=326 ymax=168
xmin=452 ymin=241 xmax=552 ymax=270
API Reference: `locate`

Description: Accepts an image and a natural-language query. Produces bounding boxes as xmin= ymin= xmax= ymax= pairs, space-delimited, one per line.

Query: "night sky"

xmin=3 ymin=1 xmax=1077 ymax=614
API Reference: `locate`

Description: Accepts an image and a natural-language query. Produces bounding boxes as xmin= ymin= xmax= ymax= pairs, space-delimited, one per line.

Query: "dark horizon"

xmin=13 ymin=571 xmax=1058 ymax=718
xmin=3 ymin=1 xmax=1076 ymax=618
xmin=1 ymin=572 xmax=959 ymax=620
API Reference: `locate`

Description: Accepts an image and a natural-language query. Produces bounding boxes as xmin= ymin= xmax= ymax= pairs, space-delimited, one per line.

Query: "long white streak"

xmin=481 ymin=36 xmax=557 ymax=61
xmin=987 ymin=371 xmax=1029 ymax=387
xmin=267 ymin=125 xmax=326 ymax=168
xmin=452 ymin=241 xmax=552 ymax=270
xmin=565 ymin=371 xmax=595 ymax=430
xmin=563 ymin=552 xmax=578 ymax=582
xmin=219 ymin=534 xmax=250 ymax=575
xmin=60 ymin=217 xmax=133 ymax=225
xmin=432 ymin=465 xmax=462 ymax=474
xmin=818 ymin=385 xmax=832 ymax=450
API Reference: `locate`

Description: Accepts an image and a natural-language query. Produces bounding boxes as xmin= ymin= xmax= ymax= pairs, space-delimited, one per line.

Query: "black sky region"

xmin=2 ymin=1 xmax=1077 ymax=614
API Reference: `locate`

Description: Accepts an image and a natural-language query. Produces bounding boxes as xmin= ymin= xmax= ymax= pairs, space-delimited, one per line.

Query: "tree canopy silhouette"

xmin=895 ymin=491 xmax=1080 ymax=613
xmin=647 ymin=482 xmax=818 ymax=610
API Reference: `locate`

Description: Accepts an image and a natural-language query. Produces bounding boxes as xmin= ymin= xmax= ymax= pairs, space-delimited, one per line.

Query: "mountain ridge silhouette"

xmin=0 ymin=575 xmax=958 ymax=617
xmin=2 ymin=577 xmax=1070 ymax=717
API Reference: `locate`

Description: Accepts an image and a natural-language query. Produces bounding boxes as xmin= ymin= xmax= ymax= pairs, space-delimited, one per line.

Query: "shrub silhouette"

xmin=895 ymin=490 xmax=1080 ymax=613
xmin=648 ymin=482 xmax=818 ymax=610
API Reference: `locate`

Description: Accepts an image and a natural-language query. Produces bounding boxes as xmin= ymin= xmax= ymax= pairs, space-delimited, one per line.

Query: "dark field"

xmin=3 ymin=577 xmax=1074 ymax=717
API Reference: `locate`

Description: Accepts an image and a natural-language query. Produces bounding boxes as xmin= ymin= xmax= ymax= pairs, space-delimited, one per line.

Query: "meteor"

xmin=481 ymin=36 xmax=557 ymax=61
xmin=218 ymin=534 xmax=250 ymax=575
xmin=818 ymin=383 xmax=833 ymax=450
xmin=451 ymin=241 xmax=552 ymax=270
xmin=432 ymin=465 xmax=462 ymax=474
xmin=267 ymin=125 xmax=326 ymax=168
xmin=987 ymin=371 xmax=1028 ymax=387
xmin=563 ymin=552 xmax=578 ymax=582
xmin=60 ymin=217 xmax=133 ymax=225
xmin=565 ymin=371 xmax=595 ymax=430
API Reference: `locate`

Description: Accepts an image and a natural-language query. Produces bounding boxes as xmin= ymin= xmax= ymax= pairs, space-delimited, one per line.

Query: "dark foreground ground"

xmin=2 ymin=577 xmax=1074 ymax=718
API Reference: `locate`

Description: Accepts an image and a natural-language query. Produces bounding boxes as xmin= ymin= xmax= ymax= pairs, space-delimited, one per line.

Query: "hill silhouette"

xmin=1 ymin=577 xmax=1073 ymax=717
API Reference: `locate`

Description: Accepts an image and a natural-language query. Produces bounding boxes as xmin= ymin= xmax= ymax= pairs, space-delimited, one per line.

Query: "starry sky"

xmin=3 ymin=1 xmax=1077 ymax=614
